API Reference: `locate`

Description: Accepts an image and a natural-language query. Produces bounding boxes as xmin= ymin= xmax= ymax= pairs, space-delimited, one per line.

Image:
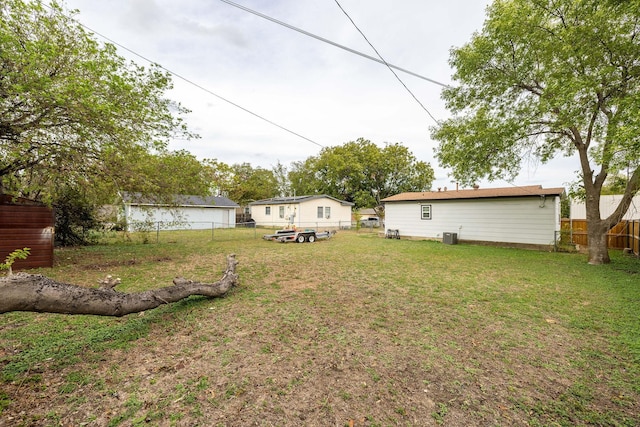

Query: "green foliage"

xmin=202 ymin=159 xmax=234 ymax=195
xmin=229 ymin=163 xmax=279 ymax=205
xmin=272 ymin=161 xmax=291 ymax=197
xmin=288 ymin=138 xmax=434 ymax=209
xmin=601 ymin=174 xmax=630 ymax=195
xmin=433 ymin=0 xmax=640 ymax=187
xmin=202 ymin=160 xmax=279 ymax=205
xmin=54 ymin=188 xmax=100 ymax=246
xmin=559 ymin=194 xmax=570 ymax=219
xmin=0 ymin=390 xmax=10 ymax=414
xmin=0 ymin=247 xmax=30 ymax=275
xmin=0 ymin=0 xmax=199 ymax=205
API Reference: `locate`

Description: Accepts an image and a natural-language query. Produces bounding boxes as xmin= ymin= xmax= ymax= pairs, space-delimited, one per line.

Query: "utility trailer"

xmin=263 ymin=229 xmax=334 ymax=243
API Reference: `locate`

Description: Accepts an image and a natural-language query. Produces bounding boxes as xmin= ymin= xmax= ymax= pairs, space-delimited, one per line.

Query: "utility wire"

xmin=44 ymin=2 xmax=325 ymax=149
xmin=97 ymin=36 xmax=325 ymax=148
xmin=332 ymin=0 xmax=440 ymax=124
xmin=218 ymin=0 xmax=449 ymax=88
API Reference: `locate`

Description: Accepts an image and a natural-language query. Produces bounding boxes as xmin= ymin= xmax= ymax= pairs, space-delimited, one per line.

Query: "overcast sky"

xmin=60 ymin=0 xmax=576 ymax=190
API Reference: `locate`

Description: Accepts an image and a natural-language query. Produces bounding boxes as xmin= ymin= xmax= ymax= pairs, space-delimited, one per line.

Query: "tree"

xmin=202 ymin=159 xmax=234 ymax=197
xmin=54 ymin=186 xmax=101 ymax=246
xmin=0 ymin=0 xmax=195 ymax=203
xmin=289 ymin=138 xmax=434 ymax=211
xmin=133 ymin=150 xmax=213 ymax=198
xmin=431 ymin=0 xmax=640 ymax=264
xmin=227 ymin=163 xmax=279 ymax=205
xmin=201 ymin=160 xmax=279 ymax=205
xmin=272 ymin=161 xmax=291 ymax=197
xmin=601 ymin=174 xmax=630 ymax=196
xmin=1 ymin=255 xmax=238 ymax=316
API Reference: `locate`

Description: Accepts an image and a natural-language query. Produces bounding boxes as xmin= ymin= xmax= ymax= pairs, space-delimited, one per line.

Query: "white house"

xmin=381 ymin=185 xmax=565 ymax=248
xmin=122 ymin=194 xmax=239 ymax=231
xmin=570 ymin=194 xmax=640 ymax=220
xmin=249 ymin=195 xmax=353 ymax=229
xmin=355 ymin=208 xmax=380 ymax=220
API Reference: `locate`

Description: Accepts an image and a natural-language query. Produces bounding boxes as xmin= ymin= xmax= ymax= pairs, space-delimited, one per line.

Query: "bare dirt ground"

xmin=1 ymin=304 xmax=583 ymax=426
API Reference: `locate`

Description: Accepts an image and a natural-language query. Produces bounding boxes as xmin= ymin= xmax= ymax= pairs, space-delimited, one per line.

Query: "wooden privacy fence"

xmin=0 ymin=195 xmax=55 ymax=270
xmin=561 ymin=219 xmax=640 ymax=254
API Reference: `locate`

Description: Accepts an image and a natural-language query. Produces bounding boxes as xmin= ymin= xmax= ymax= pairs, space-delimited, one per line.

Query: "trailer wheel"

xmin=296 ymin=234 xmax=306 ymax=243
xmin=307 ymin=234 xmax=316 ymax=243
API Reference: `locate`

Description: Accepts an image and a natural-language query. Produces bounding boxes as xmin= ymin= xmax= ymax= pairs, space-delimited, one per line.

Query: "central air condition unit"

xmin=443 ymin=232 xmax=458 ymax=245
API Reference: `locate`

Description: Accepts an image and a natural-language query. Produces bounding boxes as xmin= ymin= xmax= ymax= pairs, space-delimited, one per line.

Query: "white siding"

xmin=250 ymin=198 xmax=352 ymax=228
xmin=251 ymin=202 xmax=298 ymax=228
xmin=296 ymin=199 xmax=350 ymax=228
xmin=570 ymin=194 xmax=640 ymax=220
xmin=125 ymin=205 xmax=235 ymax=231
xmin=385 ymin=196 xmax=560 ymax=246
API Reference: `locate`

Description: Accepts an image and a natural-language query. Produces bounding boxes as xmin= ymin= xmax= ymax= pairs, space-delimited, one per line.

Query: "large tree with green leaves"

xmin=289 ymin=138 xmax=434 ymax=211
xmin=431 ymin=0 xmax=640 ymax=264
xmin=202 ymin=161 xmax=278 ymax=206
xmin=227 ymin=163 xmax=278 ymax=205
xmin=0 ymin=0 xmax=197 ymax=208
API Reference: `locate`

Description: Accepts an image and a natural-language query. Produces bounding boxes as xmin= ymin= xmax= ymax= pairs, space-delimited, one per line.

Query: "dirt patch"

xmin=79 ymin=257 xmax=173 ymax=271
xmin=3 ymin=291 xmax=632 ymax=426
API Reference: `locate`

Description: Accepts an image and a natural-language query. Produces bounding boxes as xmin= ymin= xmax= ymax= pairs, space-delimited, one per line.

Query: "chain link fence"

xmin=103 ymin=220 xmax=384 ymax=244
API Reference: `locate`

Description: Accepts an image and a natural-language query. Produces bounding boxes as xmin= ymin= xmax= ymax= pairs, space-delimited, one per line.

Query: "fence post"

xmin=156 ymin=221 xmax=160 ymax=243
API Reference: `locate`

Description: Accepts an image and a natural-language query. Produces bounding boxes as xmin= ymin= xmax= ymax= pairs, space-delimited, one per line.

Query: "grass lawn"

xmin=1 ymin=229 xmax=639 ymax=426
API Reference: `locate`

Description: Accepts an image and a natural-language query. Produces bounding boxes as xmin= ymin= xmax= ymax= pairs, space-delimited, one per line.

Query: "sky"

xmin=60 ymin=0 xmax=577 ymax=191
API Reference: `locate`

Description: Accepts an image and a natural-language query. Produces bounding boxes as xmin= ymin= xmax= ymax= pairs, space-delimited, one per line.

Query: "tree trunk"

xmin=0 ymin=254 xmax=238 ymax=316
xmin=587 ymin=220 xmax=610 ymax=265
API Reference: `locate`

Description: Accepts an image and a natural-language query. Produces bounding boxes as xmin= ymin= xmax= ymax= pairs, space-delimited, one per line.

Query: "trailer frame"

xmin=263 ymin=229 xmax=334 ymax=243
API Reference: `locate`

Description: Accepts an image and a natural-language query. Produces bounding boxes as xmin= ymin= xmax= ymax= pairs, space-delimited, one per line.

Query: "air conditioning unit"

xmin=443 ymin=232 xmax=458 ymax=245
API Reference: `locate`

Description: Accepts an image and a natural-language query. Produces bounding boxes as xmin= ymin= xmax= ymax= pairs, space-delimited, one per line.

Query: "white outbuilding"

xmin=570 ymin=194 xmax=640 ymax=220
xmin=381 ymin=185 xmax=565 ymax=249
xmin=122 ymin=194 xmax=239 ymax=231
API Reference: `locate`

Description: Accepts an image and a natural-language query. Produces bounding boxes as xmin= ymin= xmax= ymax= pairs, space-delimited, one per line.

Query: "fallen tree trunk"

xmin=0 ymin=254 xmax=238 ymax=316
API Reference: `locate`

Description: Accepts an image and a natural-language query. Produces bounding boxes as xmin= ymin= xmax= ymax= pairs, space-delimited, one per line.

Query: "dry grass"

xmin=1 ymin=229 xmax=639 ymax=426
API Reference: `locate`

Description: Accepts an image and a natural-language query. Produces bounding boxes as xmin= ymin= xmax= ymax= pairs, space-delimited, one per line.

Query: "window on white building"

xmin=317 ymin=206 xmax=323 ymax=219
xmin=265 ymin=206 xmax=271 ymax=215
xmin=421 ymin=204 xmax=432 ymax=220
xmin=279 ymin=206 xmax=285 ymax=218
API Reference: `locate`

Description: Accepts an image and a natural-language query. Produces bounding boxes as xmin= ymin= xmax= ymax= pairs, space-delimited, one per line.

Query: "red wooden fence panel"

xmin=0 ymin=196 xmax=54 ymax=270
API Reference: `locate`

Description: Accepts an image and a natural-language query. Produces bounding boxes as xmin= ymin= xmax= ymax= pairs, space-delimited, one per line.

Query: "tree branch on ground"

xmin=0 ymin=255 xmax=238 ymax=316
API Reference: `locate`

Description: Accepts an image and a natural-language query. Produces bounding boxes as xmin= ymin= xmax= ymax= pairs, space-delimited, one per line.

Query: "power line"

xmin=98 ymin=36 xmax=326 ymax=148
xmin=44 ymin=2 xmax=325 ymax=150
xmin=217 ymin=0 xmax=450 ymax=88
xmin=332 ymin=0 xmax=440 ymax=124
